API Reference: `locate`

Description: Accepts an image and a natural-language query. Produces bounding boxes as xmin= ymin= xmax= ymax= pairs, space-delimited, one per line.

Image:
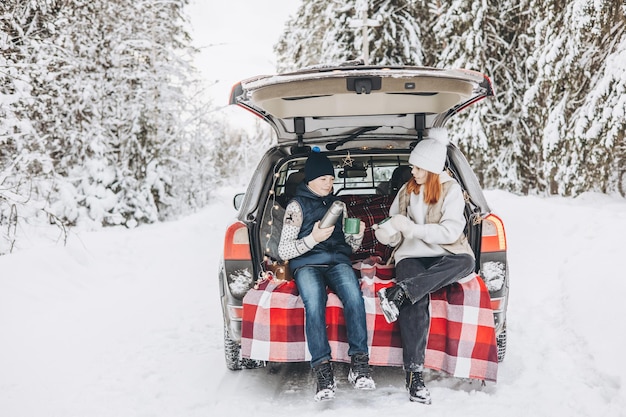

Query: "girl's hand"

xmin=391 ymin=214 xmax=415 ymax=238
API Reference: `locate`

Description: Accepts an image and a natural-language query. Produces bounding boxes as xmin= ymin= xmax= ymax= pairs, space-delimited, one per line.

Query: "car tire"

xmin=497 ymin=322 xmax=507 ymax=362
xmin=224 ymin=325 xmax=243 ymax=370
xmin=224 ymin=325 xmax=265 ymax=370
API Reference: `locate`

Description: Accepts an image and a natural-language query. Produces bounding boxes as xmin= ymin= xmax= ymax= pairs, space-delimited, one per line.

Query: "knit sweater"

xmin=277 ymin=182 xmax=363 ymax=271
xmin=389 ymin=171 xmax=474 ymax=263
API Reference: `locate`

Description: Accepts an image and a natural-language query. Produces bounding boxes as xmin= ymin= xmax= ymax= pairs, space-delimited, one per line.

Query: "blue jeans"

xmin=395 ymin=254 xmax=474 ymax=371
xmin=294 ymin=263 xmax=369 ymax=368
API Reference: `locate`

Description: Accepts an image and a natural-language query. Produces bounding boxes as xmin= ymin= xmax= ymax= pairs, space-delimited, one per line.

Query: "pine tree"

xmin=272 ymin=0 xmax=626 ymax=196
xmin=0 ymin=0 xmax=63 ymax=252
xmin=524 ymin=0 xmax=626 ymax=195
xmin=275 ymin=0 xmax=425 ymax=72
xmin=366 ymin=0 xmax=425 ymax=66
xmin=275 ymin=0 xmax=353 ymax=72
xmin=426 ymin=0 xmax=538 ymax=192
xmin=1 ymin=0 xmax=216 ymax=250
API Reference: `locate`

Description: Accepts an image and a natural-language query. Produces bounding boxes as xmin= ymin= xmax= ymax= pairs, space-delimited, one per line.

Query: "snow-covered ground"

xmin=1 ymin=187 xmax=625 ymax=417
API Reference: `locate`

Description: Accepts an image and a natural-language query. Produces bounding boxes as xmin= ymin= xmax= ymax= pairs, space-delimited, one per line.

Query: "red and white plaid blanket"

xmin=241 ymin=274 xmax=498 ymax=382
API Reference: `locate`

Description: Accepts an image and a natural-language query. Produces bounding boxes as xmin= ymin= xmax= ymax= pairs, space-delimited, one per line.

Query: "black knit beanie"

xmin=304 ymin=150 xmax=335 ymax=183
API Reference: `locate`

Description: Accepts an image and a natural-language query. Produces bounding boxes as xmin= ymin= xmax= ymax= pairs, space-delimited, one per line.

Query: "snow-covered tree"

xmin=523 ymin=0 xmax=626 ymax=195
xmin=275 ymin=0 xmax=425 ymax=72
xmin=273 ymin=0 xmax=626 ymax=196
xmin=425 ymin=0 xmax=538 ymax=192
xmin=210 ymin=116 xmax=276 ymax=186
xmin=0 ymin=0 xmax=218 ymax=252
xmin=43 ymin=0 xmax=203 ymax=226
xmin=0 ymin=0 xmax=66 ymax=252
xmin=275 ymin=0 xmax=354 ymax=72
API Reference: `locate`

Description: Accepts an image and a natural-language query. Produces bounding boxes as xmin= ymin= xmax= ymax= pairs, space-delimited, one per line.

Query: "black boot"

xmin=313 ymin=361 xmax=336 ymax=401
xmin=406 ymin=370 xmax=431 ymax=404
xmin=348 ymin=353 xmax=376 ymax=390
xmin=377 ymin=285 xmax=407 ymax=323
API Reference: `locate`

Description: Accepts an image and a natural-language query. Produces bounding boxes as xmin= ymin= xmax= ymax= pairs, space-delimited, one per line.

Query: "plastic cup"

xmin=344 ymin=218 xmax=360 ymax=234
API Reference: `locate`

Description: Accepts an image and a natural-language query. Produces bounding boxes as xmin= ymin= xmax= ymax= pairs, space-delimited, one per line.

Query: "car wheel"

xmin=223 ymin=325 xmax=265 ymax=370
xmin=224 ymin=325 xmax=243 ymax=370
xmin=497 ymin=322 xmax=507 ymax=362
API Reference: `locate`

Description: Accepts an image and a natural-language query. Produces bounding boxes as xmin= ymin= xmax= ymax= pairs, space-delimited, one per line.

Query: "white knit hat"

xmin=408 ymin=127 xmax=449 ymax=173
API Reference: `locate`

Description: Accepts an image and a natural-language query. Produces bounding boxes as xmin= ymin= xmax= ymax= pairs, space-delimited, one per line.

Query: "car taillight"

xmin=227 ymin=305 xmax=243 ymax=321
xmin=223 ymin=221 xmax=255 ymax=300
xmin=224 ymin=221 xmax=252 ymax=261
xmin=481 ymin=214 xmax=506 ymax=252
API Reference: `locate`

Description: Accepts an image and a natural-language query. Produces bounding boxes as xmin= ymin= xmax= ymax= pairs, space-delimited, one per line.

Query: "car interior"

xmin=260 ymin=151 xmax=483 ymax=271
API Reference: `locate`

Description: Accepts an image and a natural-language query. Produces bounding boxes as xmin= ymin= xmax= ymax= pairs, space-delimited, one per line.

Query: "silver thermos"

xmin=319 ymin=201 xmax=344 ymax=229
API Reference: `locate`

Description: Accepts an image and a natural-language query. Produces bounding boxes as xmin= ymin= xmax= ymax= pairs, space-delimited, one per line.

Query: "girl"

xmin=376 ymin=128 xmax=475 ymax=405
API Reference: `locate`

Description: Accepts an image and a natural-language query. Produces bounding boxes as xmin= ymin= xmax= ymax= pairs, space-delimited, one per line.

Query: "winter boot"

xmin=347 ymin=353 xmax=376 ymax=390
xmin=313 ymin=361 xmax=336 ymax=401
xmin=377 ymin=285 xmax=407 ymax=323
xmin=406 ymin=370 xmax=431 ymax=404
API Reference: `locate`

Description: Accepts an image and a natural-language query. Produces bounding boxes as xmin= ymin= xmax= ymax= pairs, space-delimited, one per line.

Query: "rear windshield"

xmin=274 ymin=154 xmax=411 ymax=203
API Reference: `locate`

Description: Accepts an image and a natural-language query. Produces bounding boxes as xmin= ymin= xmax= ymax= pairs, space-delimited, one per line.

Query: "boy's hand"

xmin=311 ymin=220 xmax=334 ymax=242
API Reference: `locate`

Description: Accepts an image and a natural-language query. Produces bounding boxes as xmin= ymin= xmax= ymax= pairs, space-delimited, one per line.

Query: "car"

xmin=219 ymin=65 xmax=509 ymax=372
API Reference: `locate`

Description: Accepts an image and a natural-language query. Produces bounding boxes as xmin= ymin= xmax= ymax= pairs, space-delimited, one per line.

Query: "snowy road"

xmin=0 ymin=188 xmax=624 ymax=416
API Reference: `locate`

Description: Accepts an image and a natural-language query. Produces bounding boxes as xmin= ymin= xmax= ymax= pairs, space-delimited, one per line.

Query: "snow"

xmin=1 ymin=187 xmax=625 ymax=416
xmin=2 ymin=0 xmax=625 ymax=414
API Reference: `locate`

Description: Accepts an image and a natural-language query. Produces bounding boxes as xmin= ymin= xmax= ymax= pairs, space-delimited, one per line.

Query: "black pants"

xmin=395 ymin=254 xmax=475 ymax=371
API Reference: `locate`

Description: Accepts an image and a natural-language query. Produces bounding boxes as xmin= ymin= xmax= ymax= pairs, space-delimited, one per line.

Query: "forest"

xmin=1 ymin=0 xmax=624 ymax=254
xmin=277 ymin=0 xmax=625 ymax=196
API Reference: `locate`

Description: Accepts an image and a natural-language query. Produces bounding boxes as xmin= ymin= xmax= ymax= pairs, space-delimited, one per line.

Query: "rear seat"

xmin=340 ymin=194 xmax=395 ymax=263
xmin=262 ymin=185 xmax=397 ymax=267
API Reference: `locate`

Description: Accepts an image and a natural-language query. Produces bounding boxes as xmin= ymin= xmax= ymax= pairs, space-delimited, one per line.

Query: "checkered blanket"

xmin=241 ymin=274 xmax=498 ymax=382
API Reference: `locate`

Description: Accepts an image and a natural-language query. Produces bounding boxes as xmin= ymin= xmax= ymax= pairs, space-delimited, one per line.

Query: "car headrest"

xmin=285 ymin=170 xmax=305 ymax=199
xmin=390 ymin=165 xmax=412 ymax=193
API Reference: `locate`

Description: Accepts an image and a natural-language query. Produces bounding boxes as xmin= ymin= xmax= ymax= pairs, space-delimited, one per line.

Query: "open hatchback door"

xmin=229 ymin=65 xmax=494 ymax=148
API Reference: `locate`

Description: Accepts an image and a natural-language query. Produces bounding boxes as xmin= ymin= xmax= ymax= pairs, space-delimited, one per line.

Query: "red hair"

xmin=405 ymin=172 xmax=441 ymax=204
